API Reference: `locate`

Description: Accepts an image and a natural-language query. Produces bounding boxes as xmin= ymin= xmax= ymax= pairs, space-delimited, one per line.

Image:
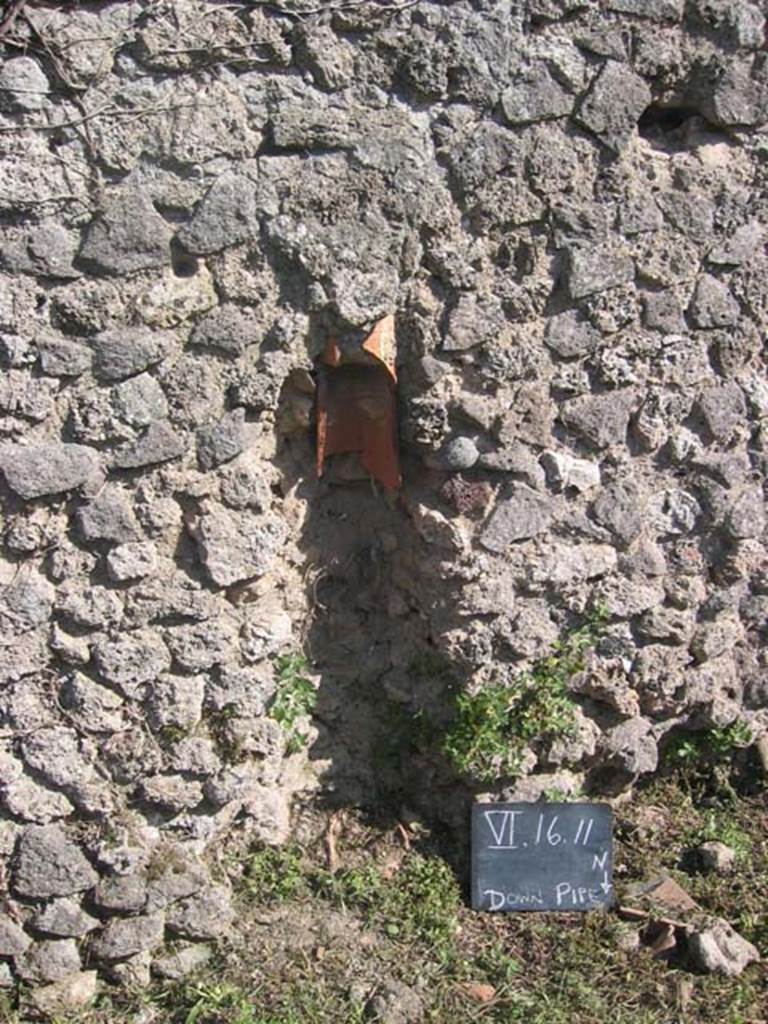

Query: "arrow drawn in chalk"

xmin=600 ymin=871 xmax=611 ymax=894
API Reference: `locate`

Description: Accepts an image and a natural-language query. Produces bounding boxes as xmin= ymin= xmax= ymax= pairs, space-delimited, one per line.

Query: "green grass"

xmin=321 ymin=852 xmax=461 ymax=948
xmin=443 ymin=608 xmax=607 ymax=782
xmin=242 ymin=845 xmax=308 ymax=904
xmin=268 ymin=653 xmax=317 ymax=755
xmin=7 ymin=765 xmax=765 ymax=1024
xmin=242 ymin=845 xmax=460 ymax=951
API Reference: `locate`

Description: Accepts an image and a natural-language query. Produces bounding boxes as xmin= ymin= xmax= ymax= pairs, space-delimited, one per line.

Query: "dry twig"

xmin=0 ymin=0 xmax=30 ymax=42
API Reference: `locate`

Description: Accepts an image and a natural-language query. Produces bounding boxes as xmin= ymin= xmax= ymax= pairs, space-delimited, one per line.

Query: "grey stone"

xmin=165 ymin=885 xmax=234 ymax=940
xmin=145 ymin=851 xmax=209 ymax=912
xmin=690 ymin=614 xmax=742 ymax=663
xmin=4 ymin=519 xmax=47 ymax=555
xmin=709 ymin=221 xmax=764 ymax=266
xmin=296 ymin=24 xmax=355 ymax=91
xmin=606 ymin=0 xmax=683 ymax=18
xmin=412 ymin=505 xmax=468 ymax=554
xmin=0 ymin=443 xmax=100 ymax=500
xmin=528 ymin=542 xmax=617 ymax=587
xmin=55 ymin=582 xmax=123 ymax=631
xmin=79 ymin=188 xmax=173 ymax=276
xmin=443 ymin=293 xmax=506 ymax=351
xmin=366 ymin=979 xmax=425 ymax=1024
xmin=13 ymin=826 xmax=98 ymax=899
xmin=76 ymin=486 xmax=141 ymax=543
xmin=38 ymin=337 xmax=92 ymax=377
xmin=1 ymin=223 xmax=80 ymax=279
xmin=568 ymin=248 xmax=635 ymax=299
xmin=93 ymin=873 xmax=148 ymax=915
xmin=106 ymin=541 xmax=158 ymax=582
xmin=197 ymin=409 xmax=246 ymax=470
xmin=100 ymin=729 xmax=162 ymax=785
xmin=1 ymin=570 xmax=55 ymax=630
xmin=219 ymin=457 xmax=272 ymax=511
xmin=27 ymin=971 xmax=98 ymax=1016
xmin=658 ymin=190 xmax=715 ymax=245
xmin=21 ymin=726 xmax=95 ymax=790
xmin=177 ymin=171 xmax=260 ymax=255
xmin=158 ymin=354 xmax=223 ymax=427
xmin=479 ymin=442 xmax=545 ymax=488
xmin=601 ymin=717 xmax=658 ymax=776
xmin=575 ymin=61 xmax=652 ymax=152
xmin=139 ymin=776 xmax=203 ymax=813
xmin=592 ymin=481 xmax=645 ymax=544
xmin=638 ymin=605 xmax=694 ymax=645
xmin=0 ymin=368 xmax=56 ymax=423
xmin=192 ymin=507 xmax=288 ymax=587
xmin=480 ymin=484 xmax=552 ymax=552
xmin=15 ymin=938 xmax=81 ymax=984
xmin=232 ymin=354 xmax=292 ymax=414
xmin=560 ymin=389 xmax=636 ymax=449
xmin=689 ymin=276 xmax=740 ymax=328
xmin=107 ymin=951 xmax=152 ymax=988
xmin=190 ymin=304 xmax=260 ymax=355
xmin=544 ymin=310 xmax=600 ymax=357
xmin=619 ymin=196 xmax=663 ymax=236
xmin=3 ymin=777 xmax=75 ymax=824
xmin=687 ymin=918 xmax=760 ymax=977
xmin=697 ymin=841 xmax=736 ymax=874
xmin=436 ymin=436 xmax=479 ymax=470
xmin=649 ymin=488 xmax=702 ymax=535
xmin=0 ymin=915 xmax=32 ymax=957
xmin=145 ymin=675 xmax=205 ymax=732
xmin=0 ymin=57 xmax=49 ymax=113
xmin=90 ymin=328 xmax=168 ymax=382
xmin=725 ymin=487 xmax=766 ymax=540
xmin=112 ymin=420 xmax=186 ymax=469
xmin=60 ymin=673 xmax=124 ymax=733
xmin=93 ymin=630 xmax=172 ymax=698
xmin=166 ymin=617 xmax=238 ymax=672
xmin=112 ymin=373 xmax=168 ymax=427
xmin=707 ymin=58 xmax=768 ymax=128
xmin=0 ymin=333 xmax=34 ymax=367
xmin=541 ymin=450 xmax=601 ymax=492
xmin=642 ymin=290 xmax=686 ymax=333
xmin=90 ymin=912 xmax=165 ymax=963
xmin=207 ymin=663 xmax=275 ymax=717
xmin=152 ymin=943 xmax=212 ymax=981
xmin=697 ymin=383 xmax=747 ymax=443
xmin=501 ymin=61 xmax=573 ymax=125
xmin=31 ymin=899 xmax=100 ymax=939
xmin=166 ymin=736 xmax=221 ymax=777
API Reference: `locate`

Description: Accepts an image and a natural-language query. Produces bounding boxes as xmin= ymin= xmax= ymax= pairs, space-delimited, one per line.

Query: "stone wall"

xmin=0 ymin=0 xmax=766 ymax=997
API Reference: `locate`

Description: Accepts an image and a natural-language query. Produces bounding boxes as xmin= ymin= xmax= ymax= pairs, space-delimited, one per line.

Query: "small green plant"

xmin=318 ymin=851 xmax=460 ymax=949
xmin=693 ymin=808 xmax=752 ymax=862
xmin=664 ymin=720 xmax=754 ymax=801
xmin=206 ymin=704 xmax=247 ymax=764
xmin=242 ymin=845 xmax=308 ymax=904
xmin=158 ymin=723 xmax=188 ymax=746
xmin=269 ymin=652 xmax=317 ymax=754
xmin=183 ymin=982 xmax=257 ymax=1024
xmin=443 ymin=608 xmax=607 ymax=783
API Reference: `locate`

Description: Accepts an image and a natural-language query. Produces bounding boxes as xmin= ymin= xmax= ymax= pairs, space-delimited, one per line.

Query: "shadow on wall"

xmin=273 ymin=377 xmax=476 ymax=836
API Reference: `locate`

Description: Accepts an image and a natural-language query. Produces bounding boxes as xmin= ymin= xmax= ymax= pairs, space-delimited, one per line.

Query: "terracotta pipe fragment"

xmin=316 ymin=315 xmax=401 ymax=493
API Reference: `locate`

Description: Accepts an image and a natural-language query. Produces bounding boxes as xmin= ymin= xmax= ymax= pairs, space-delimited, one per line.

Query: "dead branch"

xmin=0 ymin=0 xmax=30 ymax=42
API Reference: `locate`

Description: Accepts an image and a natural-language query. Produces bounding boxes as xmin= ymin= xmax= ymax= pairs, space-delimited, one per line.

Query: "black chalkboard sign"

xmin=472 ymin=803 xmax=613 ymax=912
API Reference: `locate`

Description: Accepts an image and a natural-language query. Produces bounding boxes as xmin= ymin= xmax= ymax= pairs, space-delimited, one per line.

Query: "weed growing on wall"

xmin=269 ymin=653 xmax=317 ymax=755
xmin=443 ymin=608 xmax=608 ymax=783
xmin=663 ymin=720 xmax=754 ymax=802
